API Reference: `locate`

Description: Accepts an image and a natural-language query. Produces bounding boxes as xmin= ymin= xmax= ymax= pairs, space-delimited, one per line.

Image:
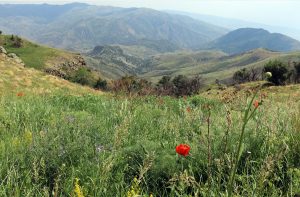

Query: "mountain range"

xmin=0 ymin=3 xmax=227 ymax=52
xmin=1 ymin=3 xmax=300 ymax=83
xmin=1 ymin=3 xmax=299 ymax=56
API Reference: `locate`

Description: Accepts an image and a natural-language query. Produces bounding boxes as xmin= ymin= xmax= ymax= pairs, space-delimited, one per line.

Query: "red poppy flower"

xmin=17 ymin=92 xmax=24 ymax=97
xmin=176 ymin=144 xmax=190 ymax=157
xmin=186 ymin=106 xmax=191 ymax=113
xmin=253 ymin=100 xmax=259 ymax=108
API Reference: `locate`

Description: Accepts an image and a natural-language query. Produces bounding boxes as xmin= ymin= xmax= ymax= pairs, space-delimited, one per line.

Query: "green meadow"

xmin=0 ymin=81 xmax=299 ymax=196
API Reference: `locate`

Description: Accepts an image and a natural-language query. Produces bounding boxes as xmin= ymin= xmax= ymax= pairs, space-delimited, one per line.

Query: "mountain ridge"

xmin=0 ymin=3 xmax=228 ymax=52
xmin=207 ymin=28 xmax=300 ymax=54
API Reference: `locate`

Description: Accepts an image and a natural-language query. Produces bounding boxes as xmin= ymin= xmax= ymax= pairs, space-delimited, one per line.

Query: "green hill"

xmin=208 ymin=28 xmax=300 ymax=54
xmin=0 ymin=50 xmax=98 ymax=95
xmin=0 ymin=34 xmax=101 ymax=83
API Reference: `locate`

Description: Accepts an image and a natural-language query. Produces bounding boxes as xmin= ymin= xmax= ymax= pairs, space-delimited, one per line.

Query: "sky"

xmin=1 ymin=0 xmax=299 ymax=30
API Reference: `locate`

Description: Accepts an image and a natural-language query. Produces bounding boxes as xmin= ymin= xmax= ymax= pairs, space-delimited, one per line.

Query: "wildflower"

xmin=74 ymin=178 xmax=84 ymax=197
xmin=24 ymin=130 xmax=33 ymax=145
xmin=158 ymin=98 xmax=164 ymax=105
xmin=127 ymin=177 xmax=140 ymax=197
xmin=186 ymin=106 xmax=191 ymax=113
xmin=253 ymin=100 xmax=259 ymax=108
xmin=265 ymin=72 xmax=272 ymax=78
xmin=176 ymin=144 xmax=190 ymax=157
xmin=16 ymin=92 xmax=24 ymax=97
xmin=95 ymin=145 xmax=105 ymax=153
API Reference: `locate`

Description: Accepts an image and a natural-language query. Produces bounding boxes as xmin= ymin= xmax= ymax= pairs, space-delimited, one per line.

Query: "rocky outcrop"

xmin=7 ymin=53 xmax=25 ymax=66
xmin=0 ymin=46 xmax=25 ymax=66
xmin=0 ymin=46 xmax=7 ymax=54
xmin=44 ymin=55 xmax=88 ymax=79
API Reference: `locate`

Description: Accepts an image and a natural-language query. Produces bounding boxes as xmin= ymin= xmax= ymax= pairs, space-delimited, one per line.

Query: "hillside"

xmin=0 ymin=3 xmax=228 ymax=52
xmin=208 ymin=28 xmax=300 ymax=54
xmin=0 ymin=49 xmax=98 ymax=95
xmin=0 ymin=34 xmax=101 ymax=82
xmin=138 ymin=48 xmax=300 ymax=83
xmin=84 ymin=45 xmax=149 ymax=79
xmin=84 ymin=46 xmax=300 ymax=83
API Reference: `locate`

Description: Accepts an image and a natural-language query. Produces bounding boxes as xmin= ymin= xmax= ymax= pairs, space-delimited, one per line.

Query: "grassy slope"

xmin=0 ymin=35 xmax=77 ymax=70
xmin=0 ymin=53 xmax=300 ymax=196
xmin=0 ymin=53 xmax=99 ymax=95
xmin=140 ymin=48 xmax=300 ymax=83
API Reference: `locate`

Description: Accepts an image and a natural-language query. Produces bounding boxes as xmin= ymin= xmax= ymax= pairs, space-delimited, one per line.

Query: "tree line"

xmin=72 ymin=59 xmax=300 ymax=97
xmin=70 ymin=68 xmax=204 ymax=97
xmin=233 ymin=60 xmax=300 ymax=85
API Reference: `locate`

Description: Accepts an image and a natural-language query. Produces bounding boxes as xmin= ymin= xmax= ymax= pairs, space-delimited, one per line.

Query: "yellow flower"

xmin=74 ymin=178 xmax=84 ymax=197
xmin=127 ymin=177 xmax=140 ymax=197
xmin=24 ymin=130 xmax=33 ymax=145
xmin=12 ymin=137 xmax=21 ymax=149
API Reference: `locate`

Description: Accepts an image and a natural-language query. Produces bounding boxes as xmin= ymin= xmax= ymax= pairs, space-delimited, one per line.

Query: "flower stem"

xmin=228 ymin=92 xmax=258 ymax=196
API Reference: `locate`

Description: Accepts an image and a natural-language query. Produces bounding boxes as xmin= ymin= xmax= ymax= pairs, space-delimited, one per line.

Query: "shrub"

xmin=263 ymin=60 xmax=289 ymax=85
xmin=233 ymin=68 xmax=260 ymax=84
xmin=10 ymin=35 xmax=23 ymax=48
xmin=156 ymin=75 xmax=203 ymax=97
xmin=111 ymin=76 xmax=153 ymax=95
xmin=69 ymin=67 xmax=95 ymax=86
xmin=94 ymin=78 xmax=108 ymax=90
xmin=294 ymin=62 xmax=300 ymax=83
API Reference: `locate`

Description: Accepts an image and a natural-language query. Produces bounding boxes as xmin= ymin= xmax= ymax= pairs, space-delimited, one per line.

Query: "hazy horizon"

xmin=1 ymin=0 xmax=300 ymax=39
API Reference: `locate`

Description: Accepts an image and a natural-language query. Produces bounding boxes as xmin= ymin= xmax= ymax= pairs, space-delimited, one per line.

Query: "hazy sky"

xmin=1 ymin=0 xmax=299 ymax=29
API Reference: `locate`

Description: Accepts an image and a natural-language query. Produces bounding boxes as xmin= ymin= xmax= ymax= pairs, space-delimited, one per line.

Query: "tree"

xmin=172 ymin=75 xmax=189 ymax=96
xmin=171 ymin=75 xmax=203 ymax=97
xmin=233 ymin=67 xmax=260 ymax=84
xmin=294 ymin=62 xmax=300 ymax=83
xmin=157 ymin=76 xmax=174 ymax=95
xmin=233 ymin=68 xmax=251 ymax=84
xmin=263 ymin=60 xmax=288 ymax=85
xmin=0 ymin=30 xmax=2 ymax=35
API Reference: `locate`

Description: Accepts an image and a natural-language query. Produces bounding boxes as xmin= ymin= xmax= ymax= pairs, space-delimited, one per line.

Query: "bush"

xmin=263 ymin=60 xmax=289 ymax=85
xmin=233 ymin=68 xmax=259 ymax=84
xmin=10 ymin=35 xmax=23 ymax=48
xmin=111 ymin=76 xmax=153 ymax=95
xmin=156 ymin=75 xmax=203 ymax=97
xmin=69 ymin=67 xmax=95 ymax=86
xmin=94 ymin=78 xmax=108 ymax=90
xmin=294 ymin=62 xmax=300 ymax=83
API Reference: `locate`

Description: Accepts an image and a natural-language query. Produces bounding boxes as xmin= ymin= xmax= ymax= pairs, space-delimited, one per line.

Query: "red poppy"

xmin=186 ymin=106 xmax=191 ymax=113
xmin=253 ymin=100 xmax=259 ymax=108
xmin=158 ymin=98 xmax=164 ymax=105
xmin=176 ymin=144 xmax=190 ymax=157
xmin=17 ymin=92 xmax=24 ymax=97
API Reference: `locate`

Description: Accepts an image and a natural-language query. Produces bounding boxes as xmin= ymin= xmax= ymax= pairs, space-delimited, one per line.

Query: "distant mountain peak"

xmin=209 ymin=28 xmax=300 ymax=54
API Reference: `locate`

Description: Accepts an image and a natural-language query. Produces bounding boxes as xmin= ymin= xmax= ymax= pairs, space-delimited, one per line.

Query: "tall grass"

xmin=0 ymin=91 xmax=299 ymax=196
